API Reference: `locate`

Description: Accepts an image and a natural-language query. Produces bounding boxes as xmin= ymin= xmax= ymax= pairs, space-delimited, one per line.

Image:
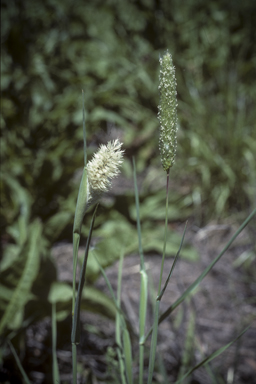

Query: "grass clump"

xmin=1 ymin=1 xmax=255 ymax=382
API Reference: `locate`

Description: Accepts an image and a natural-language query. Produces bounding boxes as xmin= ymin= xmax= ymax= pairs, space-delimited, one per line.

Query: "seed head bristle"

xmin=86 ymin=139 xmax=124 ymax=203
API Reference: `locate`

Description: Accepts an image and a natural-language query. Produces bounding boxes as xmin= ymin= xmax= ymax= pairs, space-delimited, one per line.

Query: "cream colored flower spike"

xmin=86 ymin=139 xmax=124 ymax=203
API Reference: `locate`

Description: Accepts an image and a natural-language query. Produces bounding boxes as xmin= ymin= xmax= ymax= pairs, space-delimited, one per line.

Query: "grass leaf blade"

xmin=71 ymin=204 xmax=98 ymax=344
xmin=8 ymin=340 xmax=31 ymax=384
xmin=175 ymin=324 xmax=251 ymax=384
xmin=158 ymin=221 xmax=188 ymax=301
xmin=159 ymin=208 xmax=256 ymax=324
xmin=147 ymin=300 xmax=160 ymax=384
xmin=123 ymin=328 xmax=133 ymax=384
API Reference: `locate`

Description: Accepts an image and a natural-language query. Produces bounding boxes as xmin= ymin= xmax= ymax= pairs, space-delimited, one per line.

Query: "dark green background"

xmin=2 ymin=0 xmax=256 ymax=235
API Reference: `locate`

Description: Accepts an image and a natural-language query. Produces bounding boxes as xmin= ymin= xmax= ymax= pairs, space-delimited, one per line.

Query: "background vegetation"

xmin=1 ymin=0 xmax=256 ymax=382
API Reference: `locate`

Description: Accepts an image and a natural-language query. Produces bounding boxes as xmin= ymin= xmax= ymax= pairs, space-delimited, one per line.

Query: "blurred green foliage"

xmin=1 ymin=0 xmax=255 ymax=231
xmin=1 ymin=0 xmax=255 ymax=354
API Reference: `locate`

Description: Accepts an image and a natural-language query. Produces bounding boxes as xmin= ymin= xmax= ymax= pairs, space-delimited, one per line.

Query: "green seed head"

xmin=158 ymin=51 xmax=178 ymax=172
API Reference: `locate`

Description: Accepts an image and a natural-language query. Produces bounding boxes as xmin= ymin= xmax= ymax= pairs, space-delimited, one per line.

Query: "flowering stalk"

xmin=86 ymin=139 xmax=124 ymax=207
xmin=73 ymin=138 xmax=124 ymax=316
xmin=158 ymin=51 xmax=178 ymax=172
xmin=72 ymin=138 xmax=124 ymax=383
xmin=148 ymin=51 xmax=178 ymax=384
xmin=157 ymin=50 xmax=178 ymax=291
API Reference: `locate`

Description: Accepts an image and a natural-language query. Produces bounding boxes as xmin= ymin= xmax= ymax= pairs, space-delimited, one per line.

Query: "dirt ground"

xmin=49 ymin=219 xmax=256 ymax=383
xmin=3 ymin=218 xmax=255 ymax=384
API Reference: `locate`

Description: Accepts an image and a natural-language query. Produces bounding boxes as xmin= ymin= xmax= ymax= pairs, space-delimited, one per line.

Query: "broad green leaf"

xmin=86 ymin=212 xmax=138 ymax=281
xmin=48 ymin=282 xmax=73 ymax=304
xmin=81 ymin=286 xmax=116 ymax=320
xmin=0 ymin=244 xmax=21 ymax=272
xmin=142 ymin=224 xmax=198 ymax=262
xmin=44 ymin=211 xmax=72 ymax=242
xmin=130 ymin=191 xmax=192 ymax=222
xmin=0 ymin=220 xmax=42 ymax=333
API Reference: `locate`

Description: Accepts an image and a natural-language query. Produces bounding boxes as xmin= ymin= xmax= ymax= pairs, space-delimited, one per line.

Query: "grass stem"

xmin=133 ymin=157 xmax=148 ymax=384
xmin=8 ymin=341 xmax=31 ymax=384
xmin=72 ymin=343 xmax=77 ymax=384
xmin=52 ymin=302 xmax=60 ymax=384
xmin=147 ymin=169 xmax=170 ymax=384
xmin=157 ymin=169 xmax=170 ymax=295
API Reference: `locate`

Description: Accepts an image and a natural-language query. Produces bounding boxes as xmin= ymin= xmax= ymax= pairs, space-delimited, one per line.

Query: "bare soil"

xmin=90 ymin=221 xmax=256 ymax=384
xmin=19 ymin=219 xmax=256 ymax=384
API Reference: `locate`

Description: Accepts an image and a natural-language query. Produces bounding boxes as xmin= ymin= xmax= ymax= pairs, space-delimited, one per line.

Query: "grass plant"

xmin=147 ymin=51 xmax=179 ymax=384
xmin=1 ymin=56 xmax=255 ymax=384
xmin=71 ymin=94 xmax=124 ymax=382
xmin=67 ymin=51 xmax=256 ymax=384
xmin=1 ymin=2 xmax=255 ymax=382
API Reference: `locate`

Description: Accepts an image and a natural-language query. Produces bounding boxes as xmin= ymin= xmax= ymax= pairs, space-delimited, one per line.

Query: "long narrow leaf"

xmin=143 ymin=208 xmax=256 ymax=343
xmin=147 ymin=300 xmax=160 ymax=384
xmin=177 ymin=310 xmax=196 ymax=382
xmin=175 ymin=324 xmax=251 ymax=384
xmin=157 ymin=221 xmax=188 ymax=301
xmin=82 ymin=89 xmax=87 ymax=166
xmin=123 ymin=328 xmax=133 ymax=384
xmin=8 ymin=341 xmax=31 ymax=384
xmin=93 ymin=254 xmax=125 ymax=319
xmin=71 ymin=204 xmax=98 ymax=344
xmin=95 ymin=253 xmax=129 ymax=384
xmin=159 ymin=207 xmax=256 ymax=325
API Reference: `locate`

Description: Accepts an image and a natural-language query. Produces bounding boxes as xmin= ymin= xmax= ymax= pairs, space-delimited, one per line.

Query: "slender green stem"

xmin=52 ymin=302 xmax=60 ymax=384
xmin=175 ymin=324 xmax=251 ymax=384
xmin=116 ymin=253 xmax=126 ymax=384
xmin=139 ymin=269 xmax=148 ymax=384
xmin=147 ymin=169 xmax=170 ymax=384
xmin=71 ymin=94 xmax=88 ymax=382
xmin=139 ymin=346 xmax=144 ymax=384
xmin=123 ymin=328 xmax=133 ymax=384
xmin=72 ymin=233 xmax=80 ymax=316
xmin=71 ymin=206 xmax=98 ymax=384
xmin=8 ymin=341 xmax=31 ymax=384
xmin=133 ymin=157 xmax=148 ymax=384
xmin=72 ymin=236 xmax=80 ymax=384
xmin=147 ymin=301 xmax=160 ymax=384
xmin=72 ymin=343 xmax=77 ymax=384
xmin=157 ymin=221 xmax=187 ymax=302
xmin=72 ymin=205 xmax=98 ymax=345
xmin=132 ymin=157 xmax=144 ymax=270
xmin=82 ymin=90 xmax=87 ymax=166
xmin=158 ymin=169 xmax=170 ymax=295
xmin=72 ymin=209 xmax=81 ymax=384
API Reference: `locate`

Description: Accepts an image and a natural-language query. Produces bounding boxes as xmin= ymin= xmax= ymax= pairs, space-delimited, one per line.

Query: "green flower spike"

xmin=158 ymin=51 xmax=178 ymax=172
